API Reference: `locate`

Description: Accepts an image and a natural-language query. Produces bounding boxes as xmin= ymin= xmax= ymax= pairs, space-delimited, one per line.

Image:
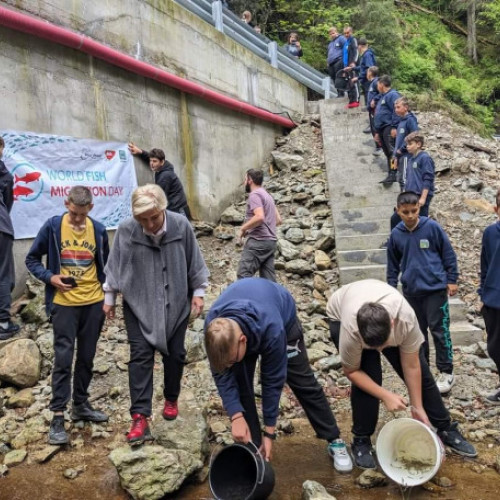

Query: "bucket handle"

xmin=246 ymin=441 xmax=266 ymax=485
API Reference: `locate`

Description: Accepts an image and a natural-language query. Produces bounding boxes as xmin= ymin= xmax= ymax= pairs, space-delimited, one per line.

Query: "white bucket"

xmin=376 ymin=418 xmax=445 ymax=487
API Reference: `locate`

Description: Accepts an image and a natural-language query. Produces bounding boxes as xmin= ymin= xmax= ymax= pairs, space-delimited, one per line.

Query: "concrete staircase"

xmin=319 ymin=99 xmax=482 ymax=345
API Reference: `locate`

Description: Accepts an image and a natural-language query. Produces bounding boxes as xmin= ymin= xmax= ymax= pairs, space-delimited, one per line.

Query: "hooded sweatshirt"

xmin=0 ymin=159 xmax=14 ymax=237
xmin=204 ymin=278 xmax=296 ymax=426
xmin=387 ymin=217 xmax=458 ymax=297
xmin=479 ymin=220 xmax=500 ymax=309
xmin=394 ymin=112 xmax=419 ymax=158
xmin=354 ymin=48 xmax=376 ymax=84
xmin=405 ymin=151 xmax=435 ymax=196
xmin=327 ymin=35 xmax=346 ymax=65
xmin=374 ymin=88 xmax=401 ymax=132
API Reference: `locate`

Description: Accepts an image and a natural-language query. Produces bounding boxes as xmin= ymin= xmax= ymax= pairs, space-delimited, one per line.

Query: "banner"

xmin=1 ymin=130 xmax=138 ymax=239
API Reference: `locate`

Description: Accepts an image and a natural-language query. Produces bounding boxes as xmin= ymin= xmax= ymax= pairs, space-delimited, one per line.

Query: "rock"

xmin=271 ymin=151 xmax=304 ymax=171
xmin=93 ymin=362 xmax=111 ymax=375
xmin=285 ymin=227 xmax=305 ymax=244
xmin=210 ymin=421 xmax=227 ymax=435
xmin=302 ymin=480 xmax=337 ymax=499
xmin=0 ymin=395 xmax=3 ymax=417
xmin=213 ymin=225 xmax=235 ymax=240
xmin=36 ymin=332 xmax=54 ymax=362
xmin=473 ymin=357 xmax=498 ymax=371
xmin=432 ymin=476 xmax=453 ymax=488
xmin=6 ymin=388 xmax=35 ymax=408
xmin=20 ymin=295 xmax=47 ymax=324
xmin=316 ymin=355 xmax=342 ymax=371
xmin=31 ymin=445 xmax=60 ymax=463
xmin=314 ymin=251 xmax=331 ymax=270
xmin=285 ymin=260 xmax=313 ymax=275
xmin=4 ymin=449 xmax=27 ymax=467
xmin=356 ymin=469 xmax=387 ymax=488
xmin=11 ymin=416 xmax=45 ymax=449
xmin=220 ymin=206 xmax=245 ymax=224
xmin=306 ymin=349 xmax=328 ymax=364
xmin=0 ymin=464 xmax=7 ymax=477
xmin=185 ymin=330 xmax=206 ymax=364
xmin=0 ymin=339 xmax=41 ymax=388
xmin=466 ymin=178 xmax=484 ymax=191
xmin=109 ymin=446 xmax=200 ymax=500
xmin=313 ymin=274 xmax=329 ymax=294
xmin=192 ymin=221 xmax=214 ymax=237
xmin=494 ymin=454 xmax=500 ymax=474
xmin=278 ymin=239 xmax=300 ymax=261
xmin=63 ymin=468 xmax=80 ymax=479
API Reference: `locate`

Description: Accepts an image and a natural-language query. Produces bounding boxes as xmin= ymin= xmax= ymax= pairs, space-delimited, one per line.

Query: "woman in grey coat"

xmin=103 ymin=184 xmax=209 ymax=444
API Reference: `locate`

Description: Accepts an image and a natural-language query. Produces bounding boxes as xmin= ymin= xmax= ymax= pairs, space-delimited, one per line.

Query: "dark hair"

xmin=367 ymin=66 xmax=379 ymax=78
xmin=397 ymin=191 xmax=420 ymax=207
xmin=0 ymin=137 xmax=4 ymax=148
xmin=405 ymin=131 xmax=424 ymax=147
xmin=149 ymin=148 xmax=166 ymax=162
xmin=246 ymin=168 xmax=264 ymax=186
xmin=378 ymin=75 xmax=392 ymax=87
xmin=357 ymin=303 xmax=391 ymax=347
xmin=288 ymin=32 xmax=300 ymax=43
xmin=359 ymin=38 xmax=368 ymax=46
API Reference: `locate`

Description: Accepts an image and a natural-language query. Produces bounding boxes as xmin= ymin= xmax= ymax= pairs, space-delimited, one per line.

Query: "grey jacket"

xmin=104 ymin=211 xmax=209 ymax=353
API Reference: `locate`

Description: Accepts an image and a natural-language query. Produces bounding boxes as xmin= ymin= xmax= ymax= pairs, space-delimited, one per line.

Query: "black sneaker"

xmin=438 ymin=422 xmax=477 ymax=458
xmin=0 ymin=321 xmax=20 ymax=340
xmin=71 ymin=401 xmax=109 ymax=422
xmin=485 ymin=388 xmax=500 ymax=405
xmin=48 ymin=417 xmax=69 ymax=445
xmin=351 ymin=436 xmax=376 ymax=469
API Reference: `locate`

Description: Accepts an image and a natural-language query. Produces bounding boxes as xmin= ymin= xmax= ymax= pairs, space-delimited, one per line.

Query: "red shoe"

xmin=163 ymin=400 xmax=178 ymax=420
xmin=347 ymin=101 xmax=360 ymax=109
xmin=126 ymin=414 xmax=153 ymax=445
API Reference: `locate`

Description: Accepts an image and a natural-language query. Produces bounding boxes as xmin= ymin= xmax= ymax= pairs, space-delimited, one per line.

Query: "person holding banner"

xmin=0 ymin=136 xmax=20 ymax=340
xmin=25 ymin=186 xmax=109 ymax=446
xmin=128 ymin=143 xmax=192 ymax=220
xmin=103 ymin=184 xmax=209 ymax=445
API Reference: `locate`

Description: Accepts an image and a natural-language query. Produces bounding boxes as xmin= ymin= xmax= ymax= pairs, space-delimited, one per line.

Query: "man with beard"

xmin=237 ymin=169 xmax=281 ymax=282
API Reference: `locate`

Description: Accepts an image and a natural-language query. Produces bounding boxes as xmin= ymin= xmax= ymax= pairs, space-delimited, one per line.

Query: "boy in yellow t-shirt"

xmin=26 ymin=186 xmax=109 ymax=446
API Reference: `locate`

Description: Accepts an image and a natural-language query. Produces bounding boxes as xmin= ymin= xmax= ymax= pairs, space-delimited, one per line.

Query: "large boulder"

xmin=0 ymin=339 xmax=41 ymax=387
xmin=109 ymin=446 xmax=199 ymax=500
xmin=285 ymin=260 xmax=313 ymax=275
xmin=271 ymin=151 xmax=304 ymax=171
xmin=220 ymin=206 xmax=245 ymax=224
xmin=278 ymin=239 xmax=300 ymax=261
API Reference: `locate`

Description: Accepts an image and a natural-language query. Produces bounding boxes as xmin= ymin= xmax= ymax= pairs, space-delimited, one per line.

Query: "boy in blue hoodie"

xmin=387 ymin=191 xmax=458 ymax=395
xmin=204 ymin=278 xmax=352 ymax=472
xmin=479 ymin=188 xmax=500 ymax=405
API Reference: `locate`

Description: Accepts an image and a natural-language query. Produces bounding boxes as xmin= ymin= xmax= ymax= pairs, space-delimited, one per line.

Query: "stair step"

xmin=337 ymin=249 xmax=387 ymax=266
xmin=335 ymin=220 xmax=388 ymax=237
xmin=336 ymin=233 xmax=388 ymax=251
xmin=450 ymin=321 xmax=483 ymax=346
xmin=339 ymin=264 xmax=386 ymax=283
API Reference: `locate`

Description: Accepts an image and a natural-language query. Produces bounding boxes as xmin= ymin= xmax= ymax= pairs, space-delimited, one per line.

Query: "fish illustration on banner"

xmin=0 ymin=130 xmax=138 ymax=239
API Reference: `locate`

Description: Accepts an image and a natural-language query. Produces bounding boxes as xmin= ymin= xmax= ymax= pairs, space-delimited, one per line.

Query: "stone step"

xmin=449 ymin=296 xmax=469 ymax=322
xmin=337 ymin=249 xmax=387 ymax=266
xmin=450 ymin=321 xmax=483 ymax=346
xmin=335 ymin=220 xmax=389 ymax=237
xmin=332 ymin=206 xmax=395 ymax=223
xmin=339 ymin=264 xmax=386 ymax=283
xmin=336 ymin=233 xmax=388 ymax=251
xmin=329 ymin=192 xmax=399 ymax=210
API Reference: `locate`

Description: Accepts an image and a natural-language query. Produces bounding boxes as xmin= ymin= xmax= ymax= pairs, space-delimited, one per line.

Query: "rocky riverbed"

xmin=0 ymin=111 xmax=499 ymax=499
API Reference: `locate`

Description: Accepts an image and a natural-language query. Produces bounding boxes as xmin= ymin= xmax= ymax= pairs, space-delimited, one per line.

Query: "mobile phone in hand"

xmin=61 ymin=276 xmax=78 ymax=288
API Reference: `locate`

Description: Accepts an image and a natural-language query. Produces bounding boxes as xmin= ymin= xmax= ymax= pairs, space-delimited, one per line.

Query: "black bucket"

xmin=209 ymin=442 xmax=275 ymax=500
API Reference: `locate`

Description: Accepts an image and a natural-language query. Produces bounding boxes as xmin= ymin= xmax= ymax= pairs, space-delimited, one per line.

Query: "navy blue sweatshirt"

xmin=204 ymin=278 xmax=296 ymax=426
xmin=479 ymin=220 xmax=500 ymax=309
xmin=25 ymin=215 xmax=109 ymax=314
xmin=405 ymin=151 xmax=435 ymax=196
xmin=327 ymin=35 xmax=346 ymax=65
xmin=354 ymin=48 xmax=376 ymax=84
xmin=374 ymin=88 xmax=401 ymax=132
xmin=394 ymin=112 xmax=419 ymax=158
xmin=0 ymin=159 xmax=14 ymax=237
xmin=367 ymin=77 xmax=380 ymax=112
xmin=387 ymin=217 xmax=458 ymax=296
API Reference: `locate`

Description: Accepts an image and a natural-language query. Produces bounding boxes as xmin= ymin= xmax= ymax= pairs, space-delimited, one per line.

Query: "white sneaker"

xmin=436 ymin=373 xmax=455 ymax=394
xmin=328 ymin=438 xmax=353 ymax=473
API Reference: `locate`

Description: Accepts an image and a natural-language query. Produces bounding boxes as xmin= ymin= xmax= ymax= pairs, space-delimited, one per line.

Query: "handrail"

xmin=174 ymin=0 xmax=337 ymax=98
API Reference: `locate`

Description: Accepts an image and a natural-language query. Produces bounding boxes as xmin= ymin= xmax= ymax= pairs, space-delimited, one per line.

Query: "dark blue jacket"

xmin=0 ymin=160 xmax=14 ymax=237
xmin=367 ymin=77 xmax=380 ymax=112
xmin=204 ymin=278 xmax=297 ymax=426
xmin=394 ymin=112 xmax=419 ymax=158
xmin=327 ymin=35 xmax=346 ymax=65
xmin=354 ymin=48 xmax=376 ymax=84
xmin=387 ymin=217 xmax=458 ymax=296
xmin=343 ymin=36 xmax=358 ymax=67
xmin=405 ymin=151 xmax=435 ymax=196
xmin=374 ymin=88 xmax=401 ymax=132
xmin=25 ymin=215 xmax=109 ymax=314
xmin=479 ymin=221 xmax=500 ymax=309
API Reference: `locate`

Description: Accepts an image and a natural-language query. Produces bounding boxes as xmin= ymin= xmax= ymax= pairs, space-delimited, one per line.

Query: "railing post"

xmin=212 ymin=1 xmax=224 ymax=33
xmin=322 ymin=76 xmax=332 ymax=99
xmin=268 ymin=41 xmax=278 ymax=69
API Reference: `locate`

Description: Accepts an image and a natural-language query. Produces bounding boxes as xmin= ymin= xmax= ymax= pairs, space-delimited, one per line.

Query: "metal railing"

xmin=173 ymin=0 xmax=336 ymax=98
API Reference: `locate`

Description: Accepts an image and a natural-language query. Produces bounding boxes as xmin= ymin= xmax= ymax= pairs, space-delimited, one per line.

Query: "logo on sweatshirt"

xmin=420 ymin=239 xmax=430 ymax=249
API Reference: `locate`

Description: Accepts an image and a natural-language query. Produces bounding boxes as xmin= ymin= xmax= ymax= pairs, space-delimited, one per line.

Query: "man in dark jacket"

xmin=0 ymin=137 xmax=19 ymax=340
xmin=373 ymin=75 xmax=401 ymax=184
xmin=204 ymin=278 xmax=353 ymax=472
xmin=342 ymin=26 xmax=359 ymax=108
xmin=327 ymin=27 xmax=346 ymax=97
xmin=128 ymin=143 xmax=191 ymax=219
xmin=26 ymin=186 xmax=109 ymax=446
xmin=351 ymin=38 xmax=376 ymax=105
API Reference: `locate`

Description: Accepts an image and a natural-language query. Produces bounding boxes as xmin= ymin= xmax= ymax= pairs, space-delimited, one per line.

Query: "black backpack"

xmin=335 ymin=69 xmax=353 ymax=92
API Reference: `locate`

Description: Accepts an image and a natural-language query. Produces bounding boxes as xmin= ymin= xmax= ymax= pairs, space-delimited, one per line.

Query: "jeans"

xmin=237 ymin=238 xmax=277 ymax=282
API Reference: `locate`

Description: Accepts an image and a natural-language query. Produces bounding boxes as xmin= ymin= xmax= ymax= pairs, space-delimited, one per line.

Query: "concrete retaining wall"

xmin=0 ymin=0 xmax=306 ymax=295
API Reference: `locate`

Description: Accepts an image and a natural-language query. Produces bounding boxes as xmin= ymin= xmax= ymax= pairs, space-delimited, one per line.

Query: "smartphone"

xmin=61 ymin=276 xmax=78 ymax=288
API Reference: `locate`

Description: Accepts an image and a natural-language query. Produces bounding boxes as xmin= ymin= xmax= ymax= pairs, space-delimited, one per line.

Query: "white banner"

xmin=1 ymin=130 xmax=138 ymax=239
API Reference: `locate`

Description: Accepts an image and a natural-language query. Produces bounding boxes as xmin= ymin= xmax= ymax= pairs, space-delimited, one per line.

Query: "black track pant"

xmin=0 ymin=232 xmax=14 ymax=322
xmin=329 ymin=320 xmax=451 ymax=437
xmin=124 ymin=301 xmax=189 ymax=416
xmin=50 ymin=301 xmax=104 ymax=411
xmin=482 ymin=305 xmax=500 ymax=379
xmin=235 ymin=319 xmax=341 ymax=447
xmin=379 ymin=125 xmax=396 ymax=173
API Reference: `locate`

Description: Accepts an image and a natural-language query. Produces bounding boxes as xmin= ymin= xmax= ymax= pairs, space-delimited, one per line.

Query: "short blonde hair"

xmin=205 ymin=318 xmax=239 ymax=373
xmin=131 ymin=184 xmax=167 ymax=217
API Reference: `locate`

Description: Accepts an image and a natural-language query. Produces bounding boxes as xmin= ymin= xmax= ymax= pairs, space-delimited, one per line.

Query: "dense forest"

xmin=227 ymin=0 xmax=500 ymax=134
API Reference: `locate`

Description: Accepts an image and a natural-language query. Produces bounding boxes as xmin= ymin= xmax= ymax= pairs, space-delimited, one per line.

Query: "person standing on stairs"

xmin=342 ymin=26 xmax=360 ymax=108
xmin=387 ymin=191 xmax=458 ymax=395
xmin=327 ymin=26 xmax=346 ymax=97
